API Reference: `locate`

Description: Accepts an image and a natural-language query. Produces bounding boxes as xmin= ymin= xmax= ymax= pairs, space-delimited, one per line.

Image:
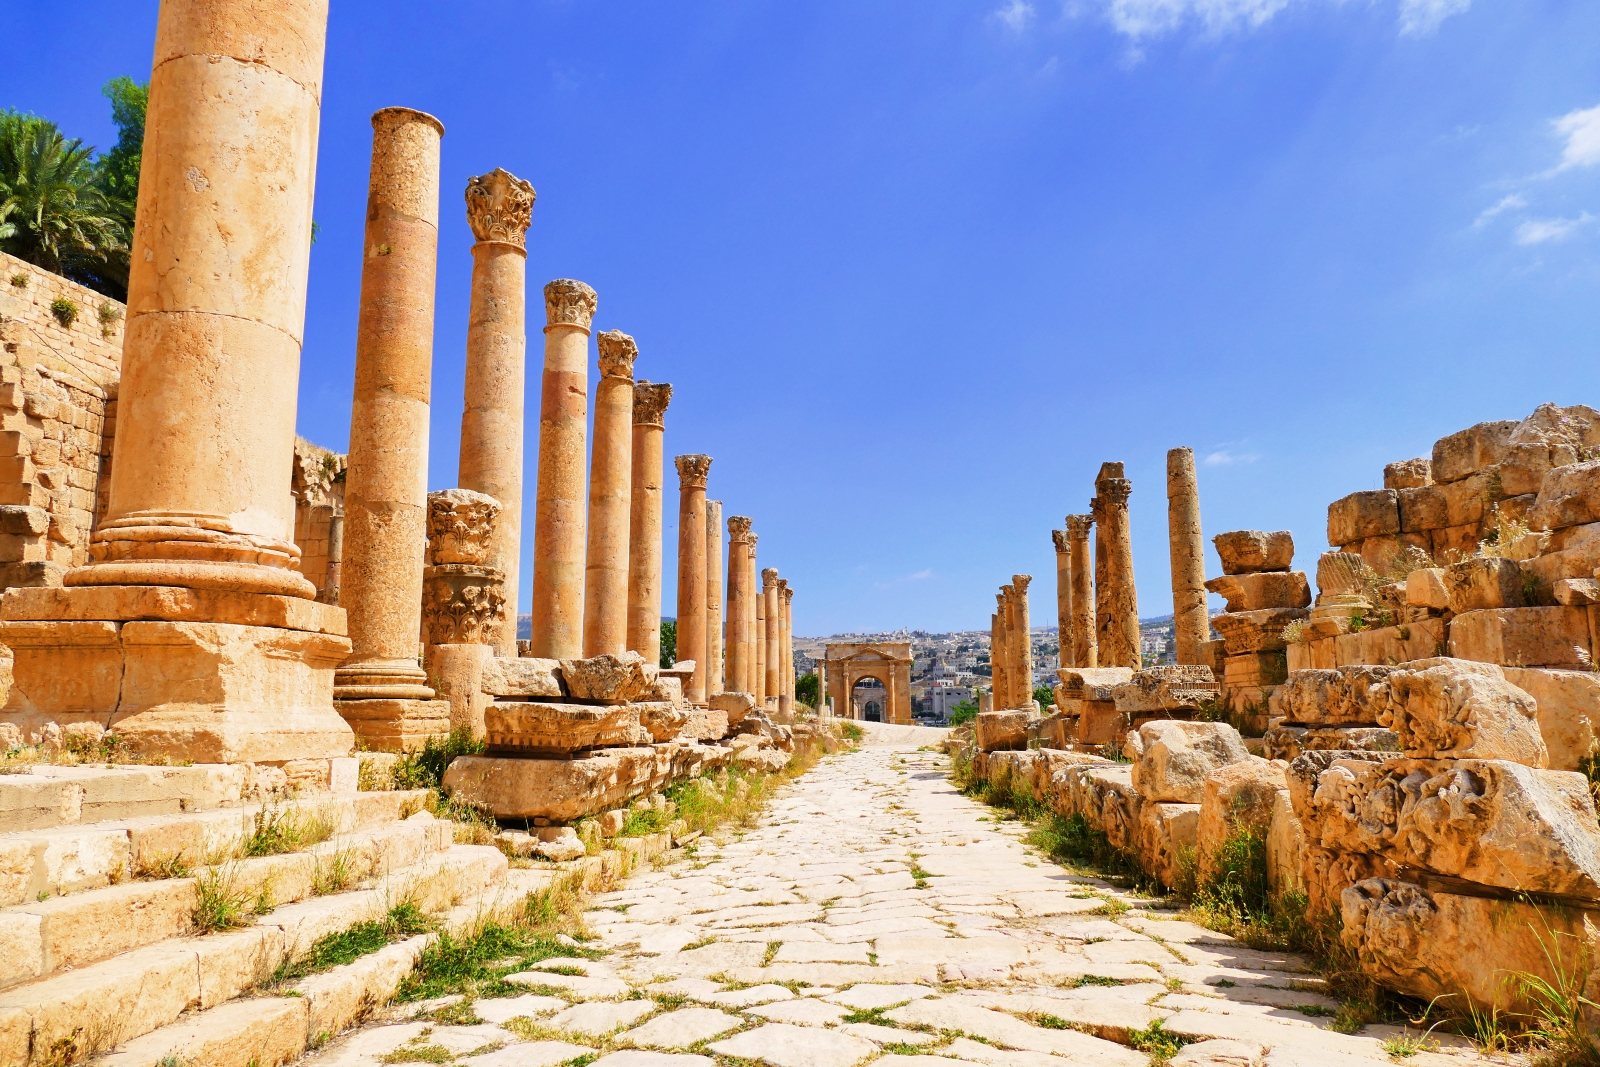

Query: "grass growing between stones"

xmin=270 ymin=902 xmax=436 ymax=986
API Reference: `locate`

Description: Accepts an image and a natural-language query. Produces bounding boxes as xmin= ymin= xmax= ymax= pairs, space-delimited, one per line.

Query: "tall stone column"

xmin=725 ymin=516 xmax=753 ymax=692
xmin=458 ymin=169 xmax=536 ymax=658
xmin=991 ymin=597 xmax=1009 ymax=709
xmin=1167 ymin=446 xmax=1209 ymax=667
xmin=626 ymin=382 xmax=671 ymax=664
xmin=777 ymin=580 xmax=793 ymax=715
xmin=582 ymin=331 xmax=635 ymax=656
xmin=706 ymin=499 xmax=724 ymax=696
xmin=1092 ymin=463 xmax=1140 ymax=668
xmin=817 ymin=659 xmax=828 ymax=716
xmin=4 ymin=0 xmax=356 ymax=762
xmin=527 ymin=278 xmax=597 ymax=660
xmin=335 ymin=107 xmax=443 ymax=703
xmin=754 ymin=553 xmax=767 ymax=704
xmin=784 ymin=585 xmax=796 ymax=708
xmin=762 ymin=568 xmax=781 ymax=707
xmin=675 ymin=455 xmax=712 ymax=702
xmin=1052 ymin=530 xmax=1072 ymax=671
xmin=1010 ymin=575 xmax=1033 ymax=709
xmin=1067 ymin=514 xmax=1097 ymax=669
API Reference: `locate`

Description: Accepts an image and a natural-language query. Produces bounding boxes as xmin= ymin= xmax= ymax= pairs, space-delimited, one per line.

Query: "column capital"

xmin=1092 ymin=478 xmax=1132 ymax=517
xmin=675 ymin=453 xmax=712 ymax=488
xmin=996 ymin=591 xmax=1007 ymax=609
xmin=728 ymin=515 xmax=754 ymax=542
xmin=1052 ymin=529 xmax=1070 ymax=554
xmin=427 ymin=488 xmax=501 ymax=566
xmin=1066 ymin=513 xmax=1094 ymax=540
xmin=747 ymin=531 xmax=759 ymax=550
xmin=1012 ymin=574 xmax=1032 ymax=594
xmin=781 ymin=585 xmax=794 ymax=603
xmin=632 ymin=380 xmax=672 ymax=426
xmin=544 ymin=278 xmax=597 ymax=332
xmin=763 ymin=567 xmax=780 ymax=589
xmin=465 ymin=168 xmax=535 ymax=246
xmin=777 ymin=577 xmax=789 ymax=592
xmin=597 ymin=330 xmax=637 ymax=379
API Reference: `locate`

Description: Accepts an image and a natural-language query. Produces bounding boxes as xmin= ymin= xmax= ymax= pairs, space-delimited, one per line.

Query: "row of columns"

xmin=988 ymin=575 xmax=1033 ymax=710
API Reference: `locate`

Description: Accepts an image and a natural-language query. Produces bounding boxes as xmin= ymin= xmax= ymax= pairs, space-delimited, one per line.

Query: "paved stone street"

xmin=304 ymin=724 xmax=1505 ymax=1066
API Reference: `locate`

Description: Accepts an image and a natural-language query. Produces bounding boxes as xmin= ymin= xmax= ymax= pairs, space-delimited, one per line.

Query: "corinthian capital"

xmin=762 ymin=567 xmax=780 ymax=589
xmin=1066 ymin=514 xmax=1094 ymax=540
xmin=464 ymin=169 xmax=535 ymax=246
xmin=1012 ymin=574 xmax=1032 ymax=594
xmin=1095 ymin=479 xmax=1132 ymax=511
xmin=675 ymin=453 xmax=712 ymax=489
xmin=633 ymin=381 xmax=672 ymax=426
xmin=1052 ymin=529 xmax=1070 ymax=554
xmin=597 ymin=330 xmax=637 ymax=380
xmin=728 ymin=515 xmax=754 ymax=542
xmin=782 ymin=585 xmax=794 ymax=603
xmin=544 ymin=278 xmax=597 ymax=332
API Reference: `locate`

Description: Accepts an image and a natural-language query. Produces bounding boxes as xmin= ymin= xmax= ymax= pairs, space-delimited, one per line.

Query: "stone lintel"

xmin=1 ymin=585 xmax=348 ymax=636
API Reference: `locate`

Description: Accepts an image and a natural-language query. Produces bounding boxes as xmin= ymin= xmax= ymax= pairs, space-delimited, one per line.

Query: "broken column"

xmin=459 ymin=169 xmax=536 ymax=658
xmin=528 ymin=278 xmax=597 ymax=660
xmin=1167 ymin=446 xmax=1209 ymax=666
xmin=1067 ymin=514 xmax=1097 ymax=668
xmin=1207 ymin=529 xmax=1309 ymax=723
xmin=582 ymin=330 xmax=635 ymax=657
xmin=1 ymin=0 xmax=355 ymax=761
xmin=335 ymin=107 xmax=443 ymax=706
xmin=1092 ymin=463 xmax=1140 ymax=669
xmin=626 ymin=381 xmax=671 ymax=664
xmin=1010 ymin=575 xmax=1033 ymax=709
xmin=725 ymin=516 xmax=753 ymax=693
xmin=1052 ymin=530 xmax=1072 ymax=673
xmin=706 ymin=499 xmax=724 ymax=697
xmin=763 ymin=567 xmax=781 ymax=708
xmin=675 ymin=454 xmax=712 ymax=702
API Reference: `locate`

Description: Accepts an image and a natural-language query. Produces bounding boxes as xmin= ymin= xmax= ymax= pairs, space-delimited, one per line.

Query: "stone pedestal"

xmin=725 ymin=516 xmax=753 ymax=694
xmin=583 ymin=330 xmax=635 ymax=657
xmin=529 ymin=278 xmax=597 ymax=660
xmin=1067 ymin=514 xmax=1096 ymax=668
xmin=336 ymin=107 xmax=443 ymax=702
xmin=706 ymin=499 xmax=724 ymax=697
xmin=675 ymin=455 xmax=712 ymax=703
xmin=1167 ymin=447 xmax=1209 ymax=666
xmin=1092 ymin=463 xmax=1140 ymax=668
xmin=459 ymin=170 xmax=536 ymax=658
xmin=626 ymin=382 xmax=671 ymax=664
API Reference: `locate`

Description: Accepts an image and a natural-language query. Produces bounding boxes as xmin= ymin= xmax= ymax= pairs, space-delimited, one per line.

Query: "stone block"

xmin=1385 ymin=657 xmax=1547 ymax=765
xmin=1212 ymin=530 xmax=1294 ymax=575
xmin=1262 ymin=723 xmax=1398 ymax=761
xmin=637 ymin=702 xmax=690 ymax=742
xmin=1442 ymin=556 xmax=1525 ymax=613
xmin=1397 ymin=473 xmax=1491 ymax=534
xmin=1327 ymin=491 xmax=1399 ymax=546
xmin=1211 ymin=608 xmax=1308 ymax=655
xmin=1221 ymin=651 xmax=1287 ymax=689
xmin=1109 ymin=665 xmax=1219 ymax=714
xmin=1302 ymin=757 xmax=1600 ymax=895
xmin=335 ymin=699 xmax=451 ymax=754
xmin=1203 ymin=571 xmax=1310 ymax=613
xmin=1197 ymin=759 xmax=1285 ymax=882
xmin=0 ymin=584 xmax=347 ymax=635
xmin=1066 ymin=763 xmax=1143 ymax=851
xmin=1432 ymin=419 xmax=1518 ymax=484
xmin=676 ymin=707 xmax=729 ymax=742
xmin=1384 ymin=458 xmax=1432 ymax=490
xmin=1270 ymin=664 xmax=1397 ymax=725
xmin=1131 ymin=720 xmax=1251 ymax=803
xmin=1500 ymin=440 xmax=1577 ymax=497
xmin=708 ymin=691 xmax=757 ymax=725
xmin=444 ymin=745 xmax=702 ymax=820
xmin=1331 ymin=617 xmax=1447 ymax=668
xmin=1265 ymin=789 xmax=1305 ymax=898
xmin=1554 ymin=578 xmax=1600 ymax=606
xmin=1522 ymin=537 xmax=1600 ymax=589
xmin=1404 ymin=568 xmax=1450 ymax=610
xmin=558 ymin=651 xmax=658 ymax=704
xmin=975 ymin=710 xmax=1031 ymax=752
xmin=1075 ymin=699 xmax=1125 ymax=746
xmin=484 ymin=701 xmax=650 ymax=754
xmin=1429 ymin=523 xmax=1481 ymax=565
xmin=1502 ymin=667 xmax=1600 ymax=773
xmin=1449 ymin=606 xmax=1593 ymax=669
xmin=0 ymin=505 xmax=48 ymax=536
xmin=1529 ymin=460 xmax=1600 ymax=532
xmin=481 ymin=656 xmax=563 ymax=698
xmin=1138 ymin=801 xmax=1199 ymax=891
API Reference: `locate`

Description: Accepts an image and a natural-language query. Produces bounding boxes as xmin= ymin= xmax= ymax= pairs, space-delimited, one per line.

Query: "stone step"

xmin=0 ymin=843 xmax=507 ymax=1066
xmin=0 ymin=788 xmax=431 ymax=907
xmin=1 ymin=812 xmax=453 ymax=990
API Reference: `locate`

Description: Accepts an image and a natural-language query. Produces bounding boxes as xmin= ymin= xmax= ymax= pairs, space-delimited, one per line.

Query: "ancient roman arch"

xmin=824 ymin=642 xmax=913 ymax=725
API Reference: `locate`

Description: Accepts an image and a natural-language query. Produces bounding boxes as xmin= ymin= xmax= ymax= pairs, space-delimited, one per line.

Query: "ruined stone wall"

xmin=0 ymin=252 xmax=124 ymax=588
xmin=291 ymin=436 xmax=347 ymax=601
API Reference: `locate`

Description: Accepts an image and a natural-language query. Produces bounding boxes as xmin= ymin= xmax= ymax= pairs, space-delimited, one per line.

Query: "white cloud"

xmin=1552 ymin=104 xmax=1600 ymax=173
xmin=1398 ymin=0 xmax=1470 ymax=37
xmin=908 ymin=569 xmax=934 ymax=581
xmin=1514 ymin=213 xmax=1595 ymax=245
xmin=1473 ymin=194 xmax=1525 ymax=228
xmin=1204 ymin=448 xmax=1259 ymax=466
xmin=993 ymin=0 xmax=1036 ymax=31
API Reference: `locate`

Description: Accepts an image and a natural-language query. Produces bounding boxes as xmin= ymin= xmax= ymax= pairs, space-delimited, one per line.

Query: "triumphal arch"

xmin=824 ymin=642 xmax=913 ymax=724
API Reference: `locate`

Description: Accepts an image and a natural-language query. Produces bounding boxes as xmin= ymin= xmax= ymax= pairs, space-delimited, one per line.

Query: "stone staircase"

xmin=0 ymin=766 xmax=560 ymax=1067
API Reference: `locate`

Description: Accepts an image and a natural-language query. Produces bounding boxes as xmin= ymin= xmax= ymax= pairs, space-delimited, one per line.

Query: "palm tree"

xmin=0 ymin=111 xmax=127 ymax=291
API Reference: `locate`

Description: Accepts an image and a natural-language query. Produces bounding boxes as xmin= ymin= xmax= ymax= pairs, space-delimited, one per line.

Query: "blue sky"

xmin=7 ymin=0 xmax=1599 ymax=637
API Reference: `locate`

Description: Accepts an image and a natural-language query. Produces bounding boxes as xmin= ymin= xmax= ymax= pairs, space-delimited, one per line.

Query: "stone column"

xmin=626 ymin=382 xmax=672 ymax=664
xmin=1011 ymin=575 xmax=1033 ymax=709
xmin=582 ymin=330 xmax=635 ymax=656
xmin=991 ymin=599 xmax=1009 ymax=709
xmin=526 ymin=278 xmax=597 ymax=660
xmin=335 ymin=107 xmax=443 ymax=703
xmin=706 ymin=500 xmax=724 ymax=696
xmin=1167 ymin=446 xmax=1209 ymax=667
xmin=754 ymin=557 xmax=767 ymax=704
xmin=725 ymin=516 xmax=753 ymax=693
xmin=777 ymin=580 xmax=793 ymax=715
xmin=1092 ymin=463 xmax=1140 ymax=668
xmin=458 ymin=170 xmax=535 ymax=658
xmin=1052 ymin=530 xmax=1072 ymax=671
xmin=1067 ymin=514 xmax=1097 ymax=669
xmin=675 ymin=455 xmax=712 ymax=702
xmin=763 ymin=568 xmax=781 ymax=707
xmin=817 ymin=659 xmax=828 ymax=716
xmin=420 ymin=490 xmax=505 ymax=745
xmin=321 ymin=514 xmax=344 ymax=605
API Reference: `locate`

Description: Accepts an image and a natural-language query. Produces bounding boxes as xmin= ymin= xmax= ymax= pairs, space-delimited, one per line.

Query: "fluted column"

xmin=1052 ymin=530 xmax=1071 ymax=674
xmin=70 ymin=0 xmax=329 ymax=598
xmin=706 ymin=500 xmax=724 ymax=696
xmin=762 ymin=568 xmax=781 ymax=707
xmin=458 ymin=169 xmax=536 ymax=657
xmin=1092 ymin=463 xmax=1140 ymax=668
xmin=335 ymin=107 xmax=443 ymax=701
xmin=582 ymin=331 xmax=635 ymax=656
xmin=1167 ymin=446 xmax=1208 ymax=666
xmin=725 ymin=516 xmax=753 ymax=692
xmin=675 ymin=455 xmax=712 ymax=703
xmin=1067 ymin=514 xmax=1097 ymax=668
xmin=1010 ymin=575 xmax=1032 ymax=709
xmin=626 ymin=382 xmax=672 ymax=664
xmin=751 ymin=534 xmax=765 ymax=703
xmin=526 ymin=278 xmax=597 ymax=660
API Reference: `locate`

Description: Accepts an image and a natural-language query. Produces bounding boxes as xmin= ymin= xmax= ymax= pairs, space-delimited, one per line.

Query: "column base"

xmin=334 ymin=660 xmax=435 ymax=701
xmin=336 ymin=699 xmax=453 ymax=753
